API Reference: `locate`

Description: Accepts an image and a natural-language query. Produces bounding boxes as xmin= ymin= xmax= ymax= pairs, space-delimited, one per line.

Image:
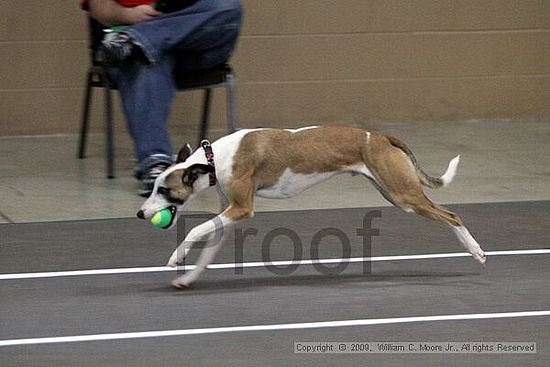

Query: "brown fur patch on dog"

xmin=230 ymin=127 xmax=371 ymax=190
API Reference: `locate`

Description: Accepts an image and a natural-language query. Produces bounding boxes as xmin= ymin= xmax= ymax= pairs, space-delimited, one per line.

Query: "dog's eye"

xmin=157 ymin=187 xmax=170 ymax=196
xmin=157 ymin=186 xmax=184 ymax=205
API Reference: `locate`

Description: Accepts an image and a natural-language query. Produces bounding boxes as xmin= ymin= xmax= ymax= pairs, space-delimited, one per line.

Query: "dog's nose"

xmin=136 ymin=210 xmax=145 ymax=220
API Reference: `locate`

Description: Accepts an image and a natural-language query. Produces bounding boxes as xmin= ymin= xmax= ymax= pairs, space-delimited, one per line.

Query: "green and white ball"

xmin=150 ymin=208 xmax=173 ymax=229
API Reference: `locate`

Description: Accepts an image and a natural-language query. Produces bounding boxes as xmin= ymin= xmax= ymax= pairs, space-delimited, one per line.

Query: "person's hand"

xmin=122 ymin=5 xmax=163 ymax=24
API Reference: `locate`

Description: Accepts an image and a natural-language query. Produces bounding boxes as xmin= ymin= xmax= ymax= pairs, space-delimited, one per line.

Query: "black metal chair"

xmin=78 ymin=18 xmax=238 ymax=178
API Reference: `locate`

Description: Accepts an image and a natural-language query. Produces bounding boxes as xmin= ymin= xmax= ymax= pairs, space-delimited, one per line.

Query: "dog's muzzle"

xmin=136 ymin=210 xmax=146 ymax=219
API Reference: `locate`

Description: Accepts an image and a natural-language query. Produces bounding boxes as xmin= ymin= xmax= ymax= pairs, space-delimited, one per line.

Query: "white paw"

xmin=166 ymin=251 xmax=178 ymax=268
xmin=473 ymin=250 xmax=487 ymax=265
xmin=171 ymin=277 xmax=191 ymax=289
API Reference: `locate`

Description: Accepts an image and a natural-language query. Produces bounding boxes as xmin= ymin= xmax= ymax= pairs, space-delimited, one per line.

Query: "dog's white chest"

xmin=256 ymin=169 xmax=338 ymax=199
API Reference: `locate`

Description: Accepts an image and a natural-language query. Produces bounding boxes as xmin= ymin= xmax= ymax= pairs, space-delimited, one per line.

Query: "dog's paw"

xmin=166 ymin=252 xmax=178 ymax=268
xmin=171 ymin=278 xmax=191 ymax=289
xmin=473 ymin=251 xmax=487 ymax=265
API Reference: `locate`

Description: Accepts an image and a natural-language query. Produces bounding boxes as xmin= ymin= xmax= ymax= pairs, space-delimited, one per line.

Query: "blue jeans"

xmin=108 ymin=0 xmax=242 ymax=175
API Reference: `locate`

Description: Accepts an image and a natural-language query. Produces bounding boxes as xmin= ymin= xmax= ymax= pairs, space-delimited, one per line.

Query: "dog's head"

xmin=136 ymin=143 xmax=215 ymax=228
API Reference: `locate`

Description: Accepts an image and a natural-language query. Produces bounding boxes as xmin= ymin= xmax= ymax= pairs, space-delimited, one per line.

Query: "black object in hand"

xmin=155 ymin=0 xmax=200 ymax=13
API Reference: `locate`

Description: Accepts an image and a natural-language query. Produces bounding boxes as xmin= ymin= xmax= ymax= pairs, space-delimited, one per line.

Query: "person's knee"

xmin=208 ymin=0 xmax=243 ymax=19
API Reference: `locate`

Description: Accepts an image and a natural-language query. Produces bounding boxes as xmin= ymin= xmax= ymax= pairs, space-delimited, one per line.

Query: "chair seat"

xmin=174 ymin=64 xmax=231 ymax=90
xmin=88 ymin=63 xmax=231 ymax=91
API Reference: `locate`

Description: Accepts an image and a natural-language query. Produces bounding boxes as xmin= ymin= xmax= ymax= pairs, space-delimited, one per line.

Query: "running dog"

xmin=137 ymin=126 xmax=486 ymax=288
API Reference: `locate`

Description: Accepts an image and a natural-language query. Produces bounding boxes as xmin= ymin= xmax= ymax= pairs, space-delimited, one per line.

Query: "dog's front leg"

xmin=169 ymin=212 xmax=242 ymax=288
xmin=170 ymin=201 xmax=255 ymax=287
xmin=171 ymin=231 xmax=228 ymax=288
xmin=216 ymin=184 xmax=230 ymax=212
xmin=167 ymin=215 xmax=227 ymax=267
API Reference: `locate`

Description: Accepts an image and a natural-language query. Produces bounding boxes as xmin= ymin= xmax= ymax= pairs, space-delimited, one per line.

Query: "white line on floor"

xmin=0 ymin=310 xmax=549 ymax=347
xmin=0 ymin=249 xmax=548 ymax=281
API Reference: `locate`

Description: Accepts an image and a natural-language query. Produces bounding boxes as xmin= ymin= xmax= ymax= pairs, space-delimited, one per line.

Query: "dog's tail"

xmin=386 ymin=135 xmax=460 ymax=189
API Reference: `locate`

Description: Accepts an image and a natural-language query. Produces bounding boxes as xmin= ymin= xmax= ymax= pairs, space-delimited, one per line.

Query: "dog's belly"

xmin=256 ymin=169 xmax=339 ymax=199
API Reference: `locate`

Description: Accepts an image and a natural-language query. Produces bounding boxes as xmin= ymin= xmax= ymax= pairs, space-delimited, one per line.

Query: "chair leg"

xmin=103 ymin=76 xmax=115 ymax=179
xmin=198 ymin=88 xmax=212 ymax=146
xmin=78 ymin=71 xmax=94 ymax=159
xmin=225 ymin=71 xmax=238 ymax=133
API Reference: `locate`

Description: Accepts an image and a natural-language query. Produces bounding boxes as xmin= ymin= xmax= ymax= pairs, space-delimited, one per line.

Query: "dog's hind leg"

xmin=385 ymin=190 xmax=486 ymax=264
xmin=363 ymin=144 xmax=486 ymax=264
xmin=408 ymin=198 xmax=486 ymax=264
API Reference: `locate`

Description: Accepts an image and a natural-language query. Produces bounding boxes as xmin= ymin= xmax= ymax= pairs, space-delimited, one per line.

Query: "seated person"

xmin=80 ymin=0 xmax=243 ymax=196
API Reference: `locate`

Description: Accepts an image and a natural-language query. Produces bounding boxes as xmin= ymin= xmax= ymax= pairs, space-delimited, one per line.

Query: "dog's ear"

xmin=176 ymin=143 xmax=193 ymax=163
xmin=182 ymin=164 xmax=214 ymax=184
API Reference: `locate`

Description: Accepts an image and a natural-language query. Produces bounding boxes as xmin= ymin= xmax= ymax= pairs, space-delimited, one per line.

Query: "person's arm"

xmin=88 ymin=0 xmax=161 ymax=26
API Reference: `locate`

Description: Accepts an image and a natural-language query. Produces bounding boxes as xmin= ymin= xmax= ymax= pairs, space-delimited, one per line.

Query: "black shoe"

xmin=137 ymin=162 xmax=171 ymax=197
xmin=97 ymin=33 xmax=149 ymax=67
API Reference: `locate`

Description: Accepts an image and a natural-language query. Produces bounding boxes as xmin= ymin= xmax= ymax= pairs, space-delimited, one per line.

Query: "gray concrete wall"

xmin=0 ymin=0 xmax=548 ymax=135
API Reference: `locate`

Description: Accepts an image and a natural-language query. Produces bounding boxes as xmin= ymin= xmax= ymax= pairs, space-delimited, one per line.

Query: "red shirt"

xmin=81 ymin=0 xmax=155 ymax=9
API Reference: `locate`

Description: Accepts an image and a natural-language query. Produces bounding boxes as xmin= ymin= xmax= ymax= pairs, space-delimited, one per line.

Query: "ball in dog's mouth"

xmin=150 ymin=206 xmax=177 ymax=229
